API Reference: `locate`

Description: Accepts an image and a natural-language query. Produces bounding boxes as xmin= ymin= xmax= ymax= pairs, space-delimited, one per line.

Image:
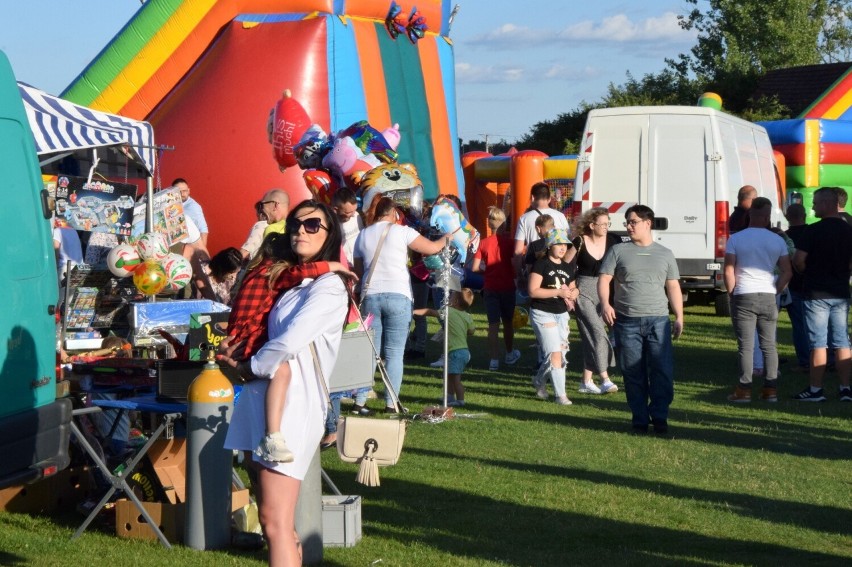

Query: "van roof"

xmin=587 ymin=106 xmax=762 ymax=129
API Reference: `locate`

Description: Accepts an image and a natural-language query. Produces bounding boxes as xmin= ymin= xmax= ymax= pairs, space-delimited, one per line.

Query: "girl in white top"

xmin=222 ymin=200 xmax=348 ymax=566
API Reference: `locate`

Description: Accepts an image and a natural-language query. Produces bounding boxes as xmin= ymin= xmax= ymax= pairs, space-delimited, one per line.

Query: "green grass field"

xmin=1 ymin=304 xmax=850 ymax=566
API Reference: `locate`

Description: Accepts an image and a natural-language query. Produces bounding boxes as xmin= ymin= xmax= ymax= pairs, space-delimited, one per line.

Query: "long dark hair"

xmin=207 ymin=247 xmax=243 ymax=281
xmin=266 ymin=200 xmax=342 ymax=283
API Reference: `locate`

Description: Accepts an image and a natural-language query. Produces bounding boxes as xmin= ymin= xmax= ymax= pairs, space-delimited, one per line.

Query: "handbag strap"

xmin=359 ymin=222 xmax=393 ymax=305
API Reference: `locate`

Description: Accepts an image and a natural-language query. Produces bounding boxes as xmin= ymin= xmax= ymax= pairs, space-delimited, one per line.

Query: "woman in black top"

xmin=528 ymin=228 xmax=579 ymax=405
xmin=571 ymin=207 xmax=622 ymax=394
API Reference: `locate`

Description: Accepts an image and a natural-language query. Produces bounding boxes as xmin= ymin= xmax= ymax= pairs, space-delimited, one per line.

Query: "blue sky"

xmin=2 ymin=0 xmax=696 ymax=144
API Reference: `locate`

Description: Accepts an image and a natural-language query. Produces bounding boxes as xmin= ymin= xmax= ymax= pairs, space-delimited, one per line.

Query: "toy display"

xmin=135 ymin=232 xmax=170 ymax=262
xmin=132 ymin=260 xmax=168 ymax=296
xmin=160 ymin=253 xmax=193 ymax=292
xmin=106 ymin=243 xmax=143 ymax=278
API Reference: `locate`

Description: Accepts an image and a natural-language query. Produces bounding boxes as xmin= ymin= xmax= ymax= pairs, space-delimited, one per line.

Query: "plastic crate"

xmin=322 ymin=495 xmax=362 ymax=547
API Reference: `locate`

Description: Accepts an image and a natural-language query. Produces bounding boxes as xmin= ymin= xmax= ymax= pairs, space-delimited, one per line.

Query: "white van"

xmin=574 ymin=105 xmax=785 ymax=315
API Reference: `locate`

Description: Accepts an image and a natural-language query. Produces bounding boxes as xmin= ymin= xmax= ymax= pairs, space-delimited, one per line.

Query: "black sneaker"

xmin=840 ymin=388 xmax=852 ymax=402
xmin=652 ymin=419 xmax=669 ymax=435
xmin=792 ymin=387 xmax=826 ymax=402
xmin=351 ymin=404 xmax=373 ymax=416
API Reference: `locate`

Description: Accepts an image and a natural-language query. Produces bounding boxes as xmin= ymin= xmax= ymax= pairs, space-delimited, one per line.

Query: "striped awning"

xmin=17 ymin=82 xmax=155 ymax=174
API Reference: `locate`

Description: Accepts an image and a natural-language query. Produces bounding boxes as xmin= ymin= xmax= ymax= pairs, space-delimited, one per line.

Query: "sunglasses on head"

xmin=287 ymin=217 xmax=328 ymax=234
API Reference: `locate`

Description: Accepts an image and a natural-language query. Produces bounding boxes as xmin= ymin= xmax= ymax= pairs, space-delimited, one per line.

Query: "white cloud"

xmin=562 ymin=12 xmax=687 ymax=42
xmin=455 ymin=61 xmax=601 ymax=84
xmin=469 ymin=11 xmax=693 ymax=49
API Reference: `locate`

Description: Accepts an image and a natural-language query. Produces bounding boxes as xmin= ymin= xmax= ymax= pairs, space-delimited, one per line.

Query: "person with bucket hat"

xmin=528 ymin=228 xmax=579 ymax=406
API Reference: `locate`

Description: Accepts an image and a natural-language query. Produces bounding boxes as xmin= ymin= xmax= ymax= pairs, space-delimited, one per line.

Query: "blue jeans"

xmin=362 ymin=292 xmax=413 ymax=406
xmin=786 ymin=290 xmax=810 ymax=367
xmin=804 ymin=297 xmax=850 ymax=349
xmin=614 ymin=315 xmax=674 ymax=427
xmin=325 ymin=392 xmax=344 ymax=434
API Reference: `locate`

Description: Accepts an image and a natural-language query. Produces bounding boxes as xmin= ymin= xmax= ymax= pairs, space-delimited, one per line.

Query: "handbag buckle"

xmin=364 ymin=438 xmax=379 ymax=452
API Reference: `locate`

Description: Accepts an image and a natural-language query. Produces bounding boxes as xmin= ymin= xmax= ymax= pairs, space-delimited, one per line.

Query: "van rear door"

xmin=579 ymin=112 xmax=646 ymax=224
xmin=646 ymin=113 xmax=716 ymax=280
xmin=0 ymin=50 xmax=71 ymax=488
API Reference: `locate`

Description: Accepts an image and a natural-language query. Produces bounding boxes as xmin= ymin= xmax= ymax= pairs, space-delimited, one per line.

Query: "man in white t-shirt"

xmin=512 ymin=182 xmax=569 ymax=275
xmin=332 ymin=187 xmax=363 ymax=266
xmin=723 ymin=197 xmax=792 ymax=403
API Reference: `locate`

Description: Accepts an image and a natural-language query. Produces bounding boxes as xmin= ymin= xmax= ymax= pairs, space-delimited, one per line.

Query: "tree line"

xmin=467 ymin=0 xmax=852 ymax=157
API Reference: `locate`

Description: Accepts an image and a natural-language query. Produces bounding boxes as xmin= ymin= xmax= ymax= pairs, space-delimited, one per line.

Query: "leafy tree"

xmin=821 ymin=0 xmax=852 ymax=62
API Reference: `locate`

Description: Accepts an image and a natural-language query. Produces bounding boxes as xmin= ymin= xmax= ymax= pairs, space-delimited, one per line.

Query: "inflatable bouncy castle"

xmin=761 ymin=68 xmax=852 ymax=222
xmin=62 ymin=0 xmax=462 ymax=252
xmin=462 ymin=151 xmax=577 ymax=236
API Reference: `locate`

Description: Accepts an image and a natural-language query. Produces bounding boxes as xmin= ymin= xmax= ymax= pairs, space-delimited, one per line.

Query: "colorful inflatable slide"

xmin=761 ymin=68 xmax=852 ymax=222
xmin=62 ymin=0 xmax=462 ymax=252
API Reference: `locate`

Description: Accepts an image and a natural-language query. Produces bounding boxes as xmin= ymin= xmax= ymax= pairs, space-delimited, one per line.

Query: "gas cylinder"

xmin=185 ymin=349 xmax=234 ymax=550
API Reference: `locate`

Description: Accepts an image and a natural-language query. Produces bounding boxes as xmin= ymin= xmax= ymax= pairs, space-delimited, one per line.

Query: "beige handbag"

xmin=310 ymin=297 xmax=408 ymax=486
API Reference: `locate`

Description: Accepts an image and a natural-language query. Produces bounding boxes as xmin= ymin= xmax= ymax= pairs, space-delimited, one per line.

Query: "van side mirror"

xmin=40 ymin=189 xmax=54 ymax=220
xmin=653 ymin=217 xmax=668 ymax=231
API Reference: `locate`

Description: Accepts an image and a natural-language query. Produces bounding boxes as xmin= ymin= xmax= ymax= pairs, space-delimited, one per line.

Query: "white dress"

xmin=224 ymin=272 xmax=348 ymax=480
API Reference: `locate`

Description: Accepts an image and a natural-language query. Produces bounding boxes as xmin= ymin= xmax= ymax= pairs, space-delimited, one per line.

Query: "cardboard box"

xmin=329 ymin=331 xmax=377 ymax=393
xmin=0 ymin=466 xmax=92 ymax=514
xmin=187 ymin=312 xmax=230 ymax=361
xmin=115 ymin=487 xmax=249 ymax=543
xmin=322 ymin=495 xmax=362 ymax=547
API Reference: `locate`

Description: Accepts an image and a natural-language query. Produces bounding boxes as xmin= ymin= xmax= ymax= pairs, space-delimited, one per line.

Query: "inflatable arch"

xmin=63 ymin=0 xmax=462 ymax=252
xmin=462 ymin=150 xmax=577 ymax=236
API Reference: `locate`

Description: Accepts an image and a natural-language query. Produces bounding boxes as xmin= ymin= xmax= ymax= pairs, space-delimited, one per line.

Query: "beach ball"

xmin=161 ymin=253 xmax=193 ymax=292
xmin=135 ymin=232 xmax=170 ymax=261
xmin=132 ymin=260 xmax=168 ymax=295
xmin=513 ymin=306 xmax=529 ymax=330
xmin=106 ymin=243 xmax=142 ymax=277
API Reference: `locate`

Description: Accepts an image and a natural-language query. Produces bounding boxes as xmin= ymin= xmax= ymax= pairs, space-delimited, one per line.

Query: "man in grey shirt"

xmin=599 ymin=205 xmax=684 ymax=434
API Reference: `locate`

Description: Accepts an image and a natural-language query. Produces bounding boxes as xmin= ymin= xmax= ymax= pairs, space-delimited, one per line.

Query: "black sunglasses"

xmin=287 ymin=217 xmax=329 ymax=234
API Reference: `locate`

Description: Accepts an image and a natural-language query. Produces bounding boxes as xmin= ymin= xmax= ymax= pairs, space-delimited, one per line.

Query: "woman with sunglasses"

xmin=571 ymin=207 xmax=623 ymax=395
xmin=354 ymin=196 xmax=450 ymax=412
xmin=221 ymin=200 xmax=350 ymax=566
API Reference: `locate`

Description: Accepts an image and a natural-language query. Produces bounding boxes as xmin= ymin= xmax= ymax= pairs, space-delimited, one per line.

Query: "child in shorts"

xmin=414 ymin=288 xmax=476 ymax=406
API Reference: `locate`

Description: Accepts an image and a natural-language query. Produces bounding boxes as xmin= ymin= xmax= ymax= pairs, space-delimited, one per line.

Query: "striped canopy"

xmin=17 ymin=82 xmax=155 ymax=174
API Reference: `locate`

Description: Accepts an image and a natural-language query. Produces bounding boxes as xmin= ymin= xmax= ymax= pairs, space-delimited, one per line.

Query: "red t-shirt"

xmin=474 ymin=234 xmax=516 ymax=292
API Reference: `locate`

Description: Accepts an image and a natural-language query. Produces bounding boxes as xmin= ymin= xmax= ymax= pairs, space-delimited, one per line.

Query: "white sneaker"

xmin=535 ymin=386 xmax=549 ymax=400
xmin=504 ymin=349 xmax=521 ymax=365
xmin=579 ymin=382 xmax=602 ymax=394
xmin=429 ymin=356 xmax=445 ymax=368
xmin=556 ymin=396 xmax=573 ymax=406
xmin=600 ymin=381 xmax=619 ymax=393
xmin=489 ymin=359 xmax=499 ymax=371
xmin=255 ymin=432 xmax=294 ymax=463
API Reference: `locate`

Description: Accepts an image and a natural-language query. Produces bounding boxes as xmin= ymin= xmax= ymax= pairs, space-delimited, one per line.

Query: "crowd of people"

xmin=60 ymin=176 xmax=851 ymax=566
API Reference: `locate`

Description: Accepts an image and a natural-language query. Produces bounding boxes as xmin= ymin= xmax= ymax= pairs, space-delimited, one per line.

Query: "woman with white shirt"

xmin=221 ymin=200 xmax=348 ymax=566
xmin=354 ymin=196 xmax=449 ymax=412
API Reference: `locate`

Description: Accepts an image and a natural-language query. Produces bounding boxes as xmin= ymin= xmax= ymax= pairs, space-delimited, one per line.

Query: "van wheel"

xmin=714 ymin=292 xmax=731 ymax=317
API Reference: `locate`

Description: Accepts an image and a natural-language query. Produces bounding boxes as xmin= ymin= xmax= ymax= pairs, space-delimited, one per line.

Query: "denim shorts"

xmin=484 ymin=290 xmax=516 ymax=325
xmin=530 ymin=309 xmax=570 ymax=355
xmin=447 ymin=348 xmax=471 ymax=374
xmin=804 ymin=297 xmax=850 ymax=349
